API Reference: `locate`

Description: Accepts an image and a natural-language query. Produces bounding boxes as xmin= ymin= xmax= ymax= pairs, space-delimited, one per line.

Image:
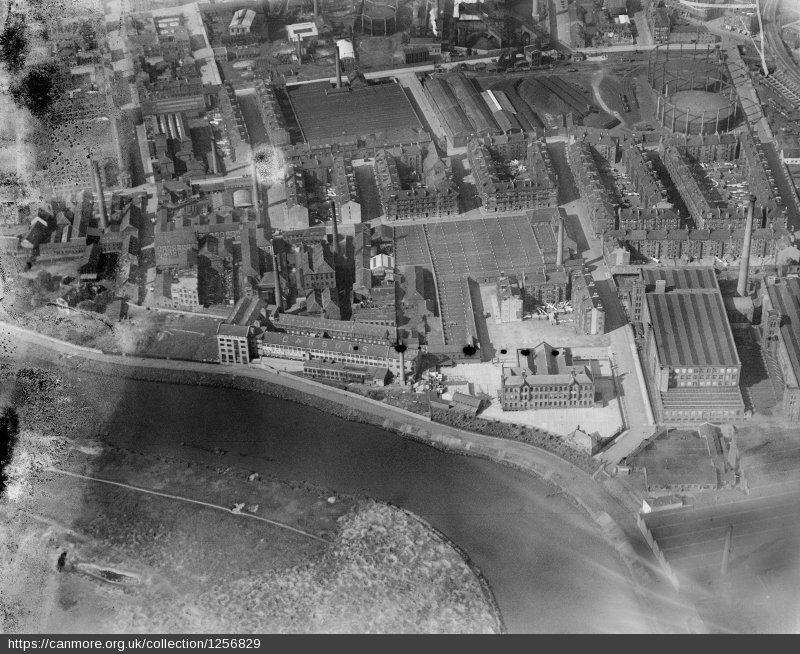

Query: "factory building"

xmin=423 ymin=72 xmax=500 ymax=152
xmin=571 ymin=270 xmax=605 ymax=335
xmin=258 ymin=332 xmax=417 ymax=377
xmin=496 ymin=274 xmax=524 ymax=322
xmin=216 ymin=296 xmax=265 ymax=365
xmin=760 ymin=277 xmax=800 ymax=421
xmin=642 ymin=268 xmax=744 ymax=423
xmin=267 ymin=313 xmax=396 ymax=345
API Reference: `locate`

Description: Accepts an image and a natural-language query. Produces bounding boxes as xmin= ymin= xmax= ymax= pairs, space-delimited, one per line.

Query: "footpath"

xmin=2 ymin=319 xmax=703 ymax=633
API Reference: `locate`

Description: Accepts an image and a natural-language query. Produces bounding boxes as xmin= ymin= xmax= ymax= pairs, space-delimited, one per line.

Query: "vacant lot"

xmin=641 ymin=417 xmax=800 ymax=633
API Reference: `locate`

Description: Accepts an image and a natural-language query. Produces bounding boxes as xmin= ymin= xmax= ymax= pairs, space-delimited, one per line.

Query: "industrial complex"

xmin=2 ymin=0 xmax=800 ymax=636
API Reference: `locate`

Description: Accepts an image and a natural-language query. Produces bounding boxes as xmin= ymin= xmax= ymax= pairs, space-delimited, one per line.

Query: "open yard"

xmin=441 ymin=355 xmax=622 ymax=438
xmin=481 ymin=285 xmax=612 ymax=353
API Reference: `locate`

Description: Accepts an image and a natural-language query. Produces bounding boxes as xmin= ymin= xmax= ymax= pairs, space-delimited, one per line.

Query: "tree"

xmin=8 ymin=61 xmax=69 ymax=118
xmin=36 ymin=270 xmax=53 ymax=292
xmin=0 ymin=12 xmax=27 ymax=74
xmin=0 ymin=407 xmax=20 ymax=495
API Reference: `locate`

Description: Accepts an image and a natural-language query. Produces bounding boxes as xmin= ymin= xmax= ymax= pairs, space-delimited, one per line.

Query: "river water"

xmin=85 ymin=374 xmax=650 ymax=633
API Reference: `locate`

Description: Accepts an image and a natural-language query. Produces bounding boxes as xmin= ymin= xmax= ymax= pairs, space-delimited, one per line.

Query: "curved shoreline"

xmin=374 ymin=501 xmax=507 ymax=635
xmin=3 ymin=320 xmax=669 ymax=631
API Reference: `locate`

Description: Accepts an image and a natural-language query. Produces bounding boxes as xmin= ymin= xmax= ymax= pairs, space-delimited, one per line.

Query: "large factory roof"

xmin=641 ymin=267 xmax=719 ymax=293
xmin=646 ymin=290 xmax=739 ymax=368
xmin=424 ymin=73 xmax=499 ymax=141
xmin=259 ymin=331 xmax=416 ymax=361
xmin=287 ymin=82 xmax=423 ymax=145
xmin=269 ymin=313 xmax=395 ymax=340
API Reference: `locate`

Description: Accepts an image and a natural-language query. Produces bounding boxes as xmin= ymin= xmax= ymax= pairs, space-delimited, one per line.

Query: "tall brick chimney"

xmin=335 ymin=43 xmax=342 ymax=88
xmin=91 ymin=160 xmax=108 ymax=231
xmin=330 ymin=199 xmax=339 ymax=257
xmin=556 ymin=215 xmax=564 ymax=265
xmin=272 ymin=244 xmax=283 ymax=311
xmin=737 ymin=195 xmax=756 ymax=297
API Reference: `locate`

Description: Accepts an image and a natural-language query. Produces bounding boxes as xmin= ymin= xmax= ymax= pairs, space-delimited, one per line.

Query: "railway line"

xmin=763 ymin=0 xmax=800 ymax=96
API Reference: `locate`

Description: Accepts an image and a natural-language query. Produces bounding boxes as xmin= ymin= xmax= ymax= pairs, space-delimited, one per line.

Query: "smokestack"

xmin=250 ymin=158 xmax=261 ymax=225
xmin=737 ymin=195 xmax=756 ymax=297
xmin=335 ymin=44 xmax=342 ymax=88
xmin=209 ymin=140 xmax=220 ymax=175
xmin=313 ymin=0 xmax=319 ymax=20
xmin=532 ymin=0 xmax=539 ymax=21
xmin=556 ymin=215 xmax=564 ymax=265
xmin=398 ymin=341 xmax=406 ymax=385
xmin=92 ymin=160 xmax=108 ymax=231
xmin=296 ymin=37 xmax=302 ymax=63
xmin=272 ymin=246 xmax=283 ymax=310
xmin=330 ymin=200 xmax=339 ymax=257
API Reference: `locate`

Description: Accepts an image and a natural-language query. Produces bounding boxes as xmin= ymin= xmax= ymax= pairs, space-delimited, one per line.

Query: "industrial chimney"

xmin=91 ymin=160 xmax=109 ymax=231
xmin=313 ymin=0 xmax=319 ymax=20
xmin=334 ymin=43 xmax=342 ymax=89
xmin=737 ymin=195 xmax=756 ymax=297
xmin=398 ymin=339 xmax=406 ymax=385
xmin=330 ymin=199 xmax=340 ymax=257
xmin=556 ymin=215 xmax=564 ymax=266
xmin=532 ymin=0 xmax=540 ymax=22
xmin=272 ymin=246 xmax=284 ymax=311
xmin=250 ymin=158 xmax=261 ymax=225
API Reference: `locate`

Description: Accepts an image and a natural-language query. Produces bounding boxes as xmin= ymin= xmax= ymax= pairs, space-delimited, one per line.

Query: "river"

xmin=76 ymin=373 xmax=652 ymax=634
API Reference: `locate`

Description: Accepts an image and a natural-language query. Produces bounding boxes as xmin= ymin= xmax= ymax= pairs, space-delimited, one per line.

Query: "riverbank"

xmin=0 ymin=364 xmax=504 ymax=634
xmin=3 ymin=320 xmax=702 ymax=632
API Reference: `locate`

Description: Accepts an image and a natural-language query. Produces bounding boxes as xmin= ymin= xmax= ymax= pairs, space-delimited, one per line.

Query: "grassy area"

xmin=347 ymin=385 xmax=431 ymax=417
xmin=431 ymin=407 xmax=594 ymax=472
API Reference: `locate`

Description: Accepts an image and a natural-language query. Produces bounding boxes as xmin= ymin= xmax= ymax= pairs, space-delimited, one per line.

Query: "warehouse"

xmin=258 ymin=331 xmax=417 ymax=376
xmin=287 ymin=81 xmax=424 ymax=148
xmin=423 ymin=72 xmax=500 ymax=151
xmin=642 ymin=268 xmax=744 ymax=423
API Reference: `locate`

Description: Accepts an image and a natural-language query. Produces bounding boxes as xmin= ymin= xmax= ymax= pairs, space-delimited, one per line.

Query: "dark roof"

xmin=217 ymin=323 xmax=250 ymax=337
xmin=452 ymin=392 xmax=483 ymax=409
xmin=767 ymin=278 xmax=800 ymax=385
xmin=260 ymin=331 xmax=415 ymax=361
xmin=271 ymin=313 xmax=392 ymax=339
xmin=287 ymin=82 xmax=423 ymax=145
xmin=646 ymin=291 xmax=739 ymax=367
xmin=225 ymin=296 xmax=264 ymax=326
